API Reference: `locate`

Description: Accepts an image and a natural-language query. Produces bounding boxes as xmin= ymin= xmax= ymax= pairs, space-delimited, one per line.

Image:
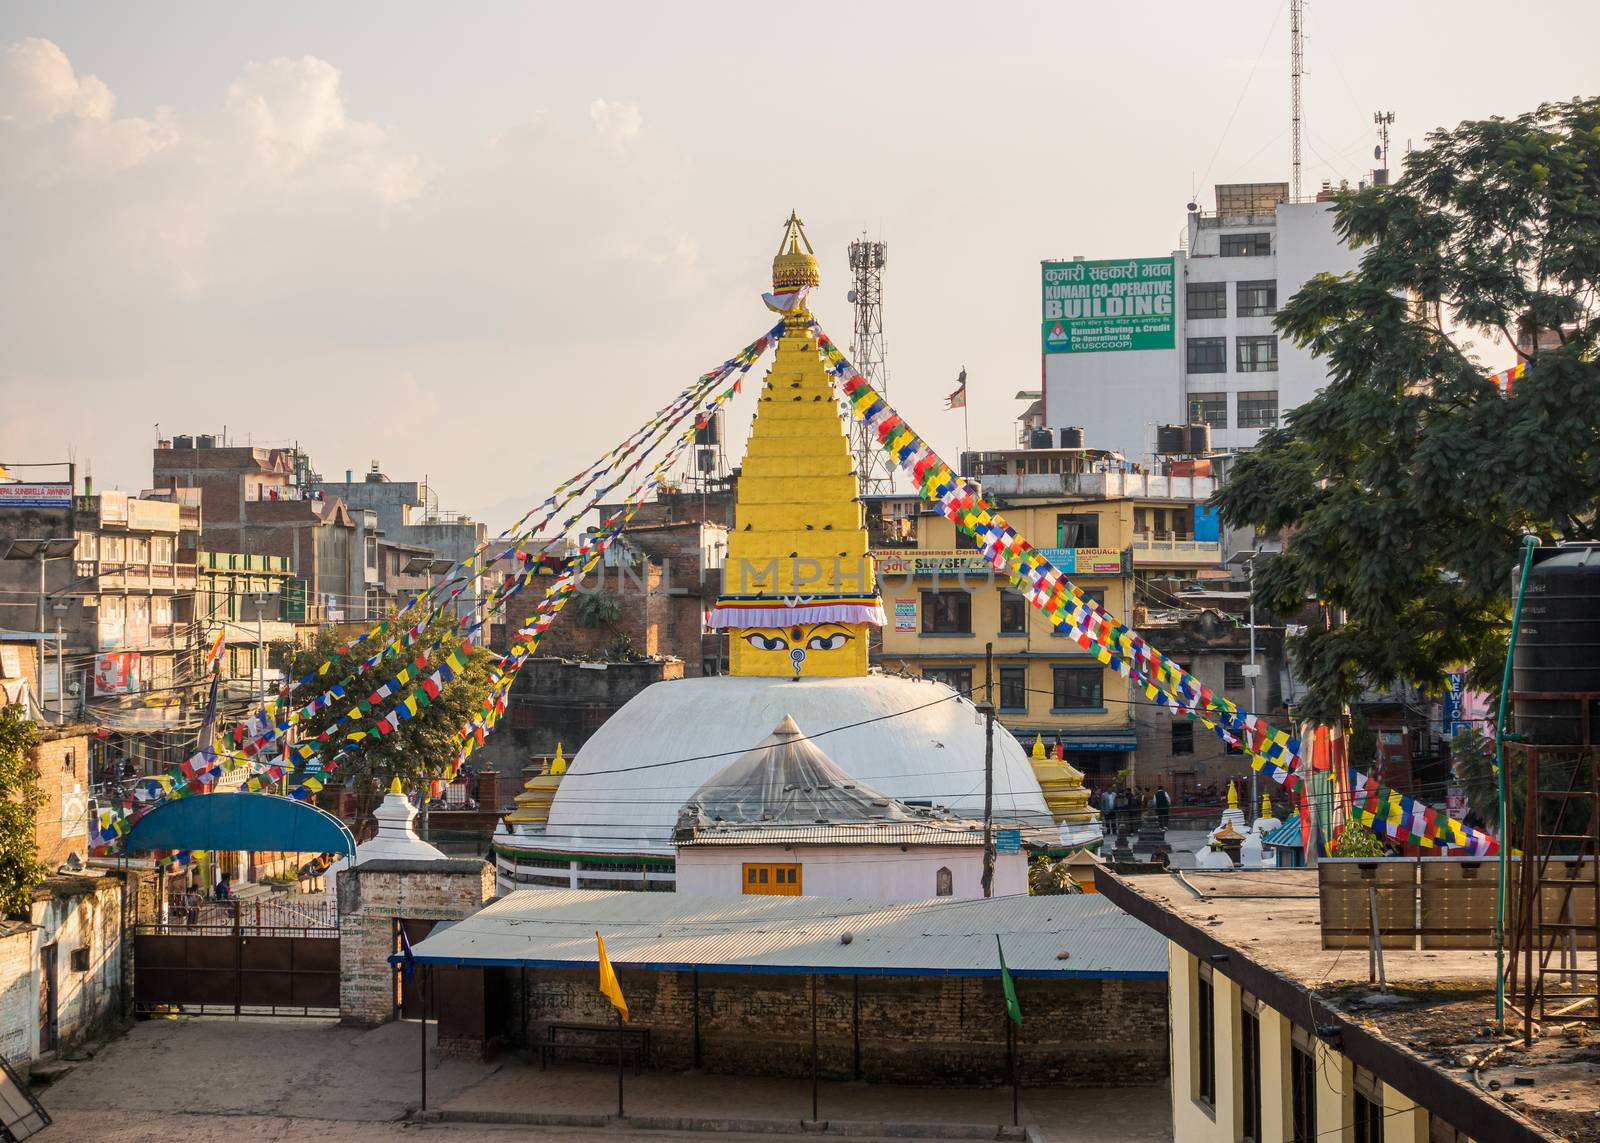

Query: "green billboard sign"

xmin=1041 ymin=256 xmax=1176 ymax=354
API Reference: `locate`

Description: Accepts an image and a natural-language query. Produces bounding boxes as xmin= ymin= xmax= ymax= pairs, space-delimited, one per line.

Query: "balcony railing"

xmin=1131 ymin=534 xmax=1223 ymax=564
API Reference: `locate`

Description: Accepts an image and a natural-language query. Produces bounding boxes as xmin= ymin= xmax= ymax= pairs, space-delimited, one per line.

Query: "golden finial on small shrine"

xmin=1227 ymin=779 xmax=1238 ymax=808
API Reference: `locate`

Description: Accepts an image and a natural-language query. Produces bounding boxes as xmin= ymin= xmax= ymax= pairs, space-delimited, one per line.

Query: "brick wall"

xmin=511 ymin=967 xmax=1167 ymax=1087
xmin=336 ymin=859 xmax=495 ymax=1026
xmin=32 ymin=726 xmax=92 ymax=869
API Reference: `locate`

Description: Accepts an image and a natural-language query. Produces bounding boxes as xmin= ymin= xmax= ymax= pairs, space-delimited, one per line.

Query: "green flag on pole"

xmin=997 ymin=936 xmax=1022 ymax=1026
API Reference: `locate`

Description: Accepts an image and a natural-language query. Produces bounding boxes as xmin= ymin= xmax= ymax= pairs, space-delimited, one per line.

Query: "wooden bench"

xmin=539 ymin=1021 xmax=651 ymax=1073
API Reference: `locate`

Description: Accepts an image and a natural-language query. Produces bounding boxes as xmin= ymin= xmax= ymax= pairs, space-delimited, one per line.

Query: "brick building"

xmin=30 ymin=723 xmax=92 ymax=869
xmin=151 ymin=438 xmax=359 ymax=625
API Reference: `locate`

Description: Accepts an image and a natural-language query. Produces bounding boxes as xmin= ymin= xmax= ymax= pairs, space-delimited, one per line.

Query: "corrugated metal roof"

xmin=402 ymin=888 xmax=1165 ymax=980
xmin=1262 ymin=814 xmax=1302 ymax=849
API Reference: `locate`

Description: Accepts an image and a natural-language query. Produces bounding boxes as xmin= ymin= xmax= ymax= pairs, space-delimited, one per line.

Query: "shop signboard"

xmin=1042 ymin=257 xmax=1176 ymax=354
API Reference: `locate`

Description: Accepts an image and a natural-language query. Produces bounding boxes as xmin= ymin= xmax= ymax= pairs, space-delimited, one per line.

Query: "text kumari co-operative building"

xmin=493 ymin=216 xmax=1101 ymax=896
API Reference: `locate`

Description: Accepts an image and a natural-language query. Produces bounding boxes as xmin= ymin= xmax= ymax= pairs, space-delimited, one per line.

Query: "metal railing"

xmin=147 ymin=894 xmax=339 ymax=936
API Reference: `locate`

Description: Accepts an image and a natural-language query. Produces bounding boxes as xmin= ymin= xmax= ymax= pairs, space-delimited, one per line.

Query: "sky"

xmin=1 ymin=1 xmax=1595 ymax=532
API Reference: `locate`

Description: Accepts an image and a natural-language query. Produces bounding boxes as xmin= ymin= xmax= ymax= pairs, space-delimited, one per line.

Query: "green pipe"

xmin=1495 ymin=534 xmax=1539 ymax=1031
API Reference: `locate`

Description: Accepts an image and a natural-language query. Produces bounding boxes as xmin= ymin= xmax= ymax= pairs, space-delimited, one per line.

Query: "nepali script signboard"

xmin=1042 ymin=257 xmax=1175 ymax=354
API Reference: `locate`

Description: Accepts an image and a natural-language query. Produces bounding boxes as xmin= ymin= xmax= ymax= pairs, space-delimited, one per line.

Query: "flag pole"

xmin=420 ymin=964 xmax=428 ymax=1112
xmin=616 ymin=1004 xmax=625 ymax=1118
xmin=810 ymin=973 xmax=819 ymax=1123
xmin=1012 ymin=1018 xmax=1020 ymax=1127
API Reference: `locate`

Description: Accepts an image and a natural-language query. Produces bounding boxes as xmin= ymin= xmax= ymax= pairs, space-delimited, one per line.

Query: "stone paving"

xmin=38 ymin=1017 xmax=1172 ymax=1142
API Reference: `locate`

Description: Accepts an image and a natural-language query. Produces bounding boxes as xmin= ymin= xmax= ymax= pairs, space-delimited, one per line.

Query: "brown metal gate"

xmin=135 ymin=897 xmax=340 ymax=1017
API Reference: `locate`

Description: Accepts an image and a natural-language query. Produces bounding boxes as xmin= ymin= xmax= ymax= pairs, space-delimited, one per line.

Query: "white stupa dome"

xmin=538 ymin=673 xmax=1051 ymax=856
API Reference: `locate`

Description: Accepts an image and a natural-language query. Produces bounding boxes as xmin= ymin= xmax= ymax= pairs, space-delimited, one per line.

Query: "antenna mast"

xmin=1290 ymin=0 xmax=1304 ymax=200
xmin=847 ymin=235 xmax=892 ymax=494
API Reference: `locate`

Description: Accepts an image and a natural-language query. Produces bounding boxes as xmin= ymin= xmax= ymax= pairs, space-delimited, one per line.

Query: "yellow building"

xmin=874 ymin=501 xmax=1136 ymax=786
xmin=1098 ymin=866 xmax=1571 ymax=1143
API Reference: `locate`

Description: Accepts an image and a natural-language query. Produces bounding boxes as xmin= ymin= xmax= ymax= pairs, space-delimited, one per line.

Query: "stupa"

xmin=492 ymin=214 xmax=1053 ymax=891
xmin=1028 ymin=735 xmax=1103 ymax=849
xmin=505 ymin=744 xmax=567 ymax=828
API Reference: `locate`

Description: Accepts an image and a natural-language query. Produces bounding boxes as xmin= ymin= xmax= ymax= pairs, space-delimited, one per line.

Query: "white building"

xmin=1041 ymin=182 xmax=1362 ymax=458
xmin=673 ymin=716 xmax=1029 ymax=900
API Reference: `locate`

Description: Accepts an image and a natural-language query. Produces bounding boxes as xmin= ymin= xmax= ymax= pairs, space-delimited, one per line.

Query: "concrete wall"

xmin=337 ymin=858 xmax=495 ymax=1026
xmin=1167 ymin=940 xmax=1450 ymax=1143
xmin=0 ymin=874 xmax=131 ymax=1066
xmin=674 ymin=844 xmax=1027 ymax=901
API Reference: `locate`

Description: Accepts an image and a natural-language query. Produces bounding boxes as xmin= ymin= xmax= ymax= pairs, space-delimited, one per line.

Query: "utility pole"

xmin=1247 ymin=555 xmax=1260 ymax=822
xmin=980 ymin=642 xmax=996 ymax=898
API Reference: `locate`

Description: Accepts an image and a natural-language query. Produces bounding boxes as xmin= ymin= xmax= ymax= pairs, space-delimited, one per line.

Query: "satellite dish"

xmin=1186 ymin=201 xmax=1199 ymax=213
xmin=846 ymin=289 xmax=858 ymax=303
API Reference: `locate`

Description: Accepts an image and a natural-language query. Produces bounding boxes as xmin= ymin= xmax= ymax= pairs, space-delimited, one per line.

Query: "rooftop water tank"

xmin=1028 ymin=428 xmax=1053 ymax=450
xmin=172 ymin=435 xmax=194 ymax=450
xmin=1058 ymin=426 xmax=1085 ymax=449
xmin=1185 ymin=423 xmax=1213 ymax=455
xmin=1512 ymin=543 xmax=1600 ymax=745
xmin=1155 ymin=425 xmax=1187 ymax=454
xmin=196 ymin=434 xmax=217 ymax=449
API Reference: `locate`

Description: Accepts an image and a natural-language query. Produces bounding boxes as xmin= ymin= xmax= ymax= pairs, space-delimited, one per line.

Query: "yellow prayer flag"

xmin=596 ymin=932 xmax=629 ymax=1022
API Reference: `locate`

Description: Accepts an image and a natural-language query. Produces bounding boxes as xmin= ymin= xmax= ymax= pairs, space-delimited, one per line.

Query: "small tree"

xmin=283 ymin=610 xmax=498 ymax=832
xmin=1028 ymin=857 xmax=1084 ymax=895
xmin=1326 ymin=820 xmax=1389 ymax=858
xmin=0 ymin=706 xmax=47 ymax=918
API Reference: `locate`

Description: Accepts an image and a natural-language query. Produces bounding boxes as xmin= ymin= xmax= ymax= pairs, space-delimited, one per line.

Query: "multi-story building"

xmin=313 ymin=464 xmax=492 ymax=626
xmin=873 ymin=503 xmax=1136 ymax=786
xmin=152 ymin=437 xmax=358 ymax=624
xmin=1040 ymin=180 xmax=1362 ymax=460
xmin=195 ymin=550 xmax=301 ymax=702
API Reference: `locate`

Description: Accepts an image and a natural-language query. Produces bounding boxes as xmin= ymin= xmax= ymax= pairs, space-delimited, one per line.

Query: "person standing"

xmin=1153 ymin=783 xmax=1171 ymax=830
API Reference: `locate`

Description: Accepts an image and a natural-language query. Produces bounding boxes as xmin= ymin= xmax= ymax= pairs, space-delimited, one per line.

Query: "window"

xmin=1078 ymin=587 xmax=1106 ymax=610
xmin=1171 ymin=721 xmax=1194 ymax=755
xmin=1055 ymin=513 xmax=1099 ymax=548
xmin=743 ymin=863 xmax=801 ymax=896
xmin=1186 ymin=281 xmax=1226 ymax=319
xmin=1221 ymin=232 xmax=1271 ymax=257
xmin=1195 ymin=969 xmax=1215 ymax=1107
xmin=1237 ymin=390 xmax=1279 ymax=428
xmin=1186 ymin=337 xmax=1227 ymax=375
xmin=1053 ymin=666 xmax=1103 ymax=710
xmin=999 ymin=667 xmax=1028 ymax=713
xmin=921 ymin=591 xmax=972 ymax=634
xmin=365 ymin=535 xmax=379 ymax=572
xmin=999 ymin=591 xmax=1028 ymax=635
xmin=1224 ymin=661 xmax=1246 ymax=689
xmin=1291 ymin=1028 xmax=1317 ymax=1143
xmin=1241 ymin=1000 xmax=1262 ymax=1143
xmin=1237 ymin=335 xmax=1279 ymax=373
xmin=1237 ymin=280 xmax=1277 ymax=316
xmin=1188 ymin=392 xmax=1228 ymax=428
xmin=954 ymin=526 xmax=979 ymax=550
xmin=923 ymin=667 xmax=973 ymax=695
xmin=1354 ymin=1067 xmax=1385 ymax=1143
xmin=935 ymin=867 xmax=953 ymax=897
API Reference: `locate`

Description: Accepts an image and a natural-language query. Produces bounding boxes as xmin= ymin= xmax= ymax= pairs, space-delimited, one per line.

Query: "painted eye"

xmin=806 ymin=632 xmax=851 ymax=651
xmin=745 ymin=633 xmax=788 ymax=651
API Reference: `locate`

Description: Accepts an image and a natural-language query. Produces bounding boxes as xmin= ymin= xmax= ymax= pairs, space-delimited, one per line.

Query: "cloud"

xmin=589 ymin=97 xmax=641 ymax=151
xmin=0 ymin=37 xmax=177 ymax=181
xmin=0 ymin=40 xmax=735 ymax=525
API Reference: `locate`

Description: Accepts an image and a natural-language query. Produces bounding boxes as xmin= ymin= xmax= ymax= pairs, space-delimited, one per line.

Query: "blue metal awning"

xmin=124 ymin=792 xmax=356 ymax=857
xmin=1009 ymin=729 xmax=1137 ymax=753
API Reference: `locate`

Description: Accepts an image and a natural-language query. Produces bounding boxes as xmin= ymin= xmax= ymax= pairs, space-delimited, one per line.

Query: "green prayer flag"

xmin=997 ymin=936 xmax=1022 ymax=1027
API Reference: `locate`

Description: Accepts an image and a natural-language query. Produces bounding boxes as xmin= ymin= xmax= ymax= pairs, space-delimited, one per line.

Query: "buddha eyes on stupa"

xmin=746 ymin=633 xmax=789 ymax=651
xmin=805 ymin=632 xmax=851 ymax=651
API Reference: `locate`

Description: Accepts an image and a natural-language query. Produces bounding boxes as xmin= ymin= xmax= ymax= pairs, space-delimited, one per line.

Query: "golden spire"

xmin=1227 ymin=779 xmax=1239 ymax=809
xmin=389 ymin=776 xmax=403 ymax=795
xmin=551 ymin=742 xmax=567 ymax=776
xmin=772 ymin=210 xmax=820 ymax=289
xmin=710 ymin=213 xmax=883 ymax=678
xmin=1261 ymin=793 xmax=1272 ymax=819
xmin=1031 ymin=734 xmax=1046 ymax=760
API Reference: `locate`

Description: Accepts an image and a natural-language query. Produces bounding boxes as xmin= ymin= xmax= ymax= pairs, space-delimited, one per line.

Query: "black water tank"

xmin=694 ymin=412 xmax=721 ymax=446
xmin=1029 ymin=428 xmax=1054 ymax=450
xmin=1155 ymin=424 xmax=1187 ymax=454
xmin=1058 ymin=426 xmax=1085 ymax=449
xmin=1186 ymin=422 xmax=1213 ymax=455
xmin=172 ymin=434 xmax=194 ymax=450
xmin=1513 ymin=543 xmax=1600 ymax=745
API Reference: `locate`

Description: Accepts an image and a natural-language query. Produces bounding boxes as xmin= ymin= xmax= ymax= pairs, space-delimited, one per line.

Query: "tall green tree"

xmin=1217 ymin=98 xmax=1600 ymax=723
xmin=283 ymin=609 xmax=498 ymax=829
xmin=0 ymin=706 xmax=48 ymax=918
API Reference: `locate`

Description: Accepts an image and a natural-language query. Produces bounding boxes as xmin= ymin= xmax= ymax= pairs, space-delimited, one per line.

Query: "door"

xmin=742 ymin=863 xmax=802 ymax=896
xmin=38 ymin=945 xmax=58 ymax=1054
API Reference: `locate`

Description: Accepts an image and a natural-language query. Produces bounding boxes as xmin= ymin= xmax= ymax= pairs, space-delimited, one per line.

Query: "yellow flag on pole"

xmin=596 ymin=932 xmax=629 ymax=1022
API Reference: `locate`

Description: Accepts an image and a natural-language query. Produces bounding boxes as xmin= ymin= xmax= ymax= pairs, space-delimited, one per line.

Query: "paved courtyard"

xmin=37 ymin=1017 xmax=1172 ymax=1142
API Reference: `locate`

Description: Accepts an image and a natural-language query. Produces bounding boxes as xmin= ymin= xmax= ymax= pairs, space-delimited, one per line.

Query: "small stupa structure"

xmin=1208 ymin=779 xmax=1248 ymax=840
xmin=326 ymin=778 xmax=445 ymax=908
xmin=505 ymin=744 xmax=568 ymax=831
xmin=1028 ymin=735 xmax=1103 ymax=849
